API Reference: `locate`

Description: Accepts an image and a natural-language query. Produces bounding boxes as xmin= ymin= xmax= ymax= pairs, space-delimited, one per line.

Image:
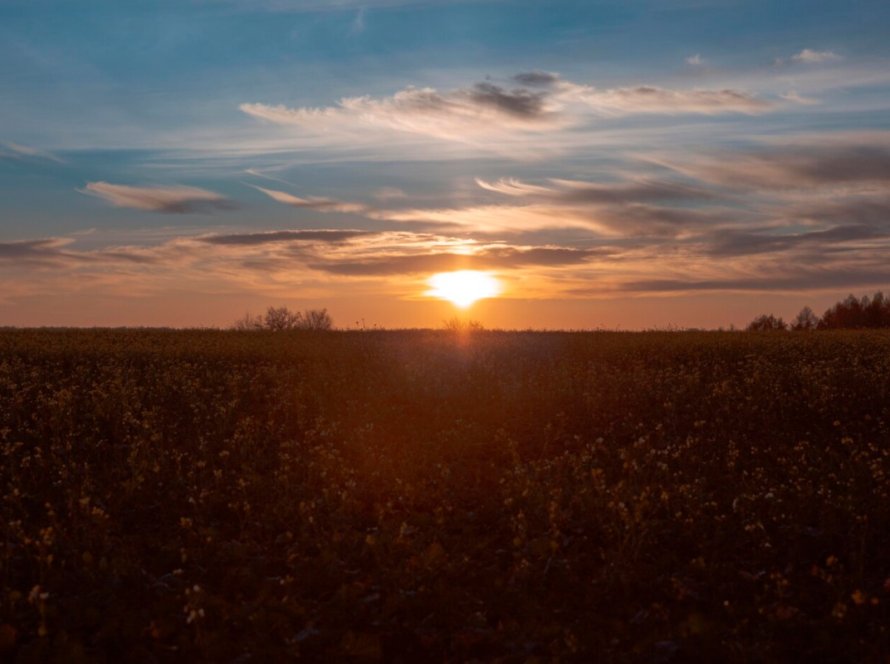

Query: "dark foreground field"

xmin=1 ymin=329 xmax=889 ymax=662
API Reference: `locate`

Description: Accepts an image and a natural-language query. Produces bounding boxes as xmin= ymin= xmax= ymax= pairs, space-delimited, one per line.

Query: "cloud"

xmin=0 ymin=237 xmax=157 ymax=266
xmin=201 ymin=229 xmax=374 ymax=245
xmin=443 ymin=176 xmax=726 ymax=235
xmin=685 ymin=54 xmax=704 ymax=66
xmin=664 ymin=141 xmax=890 ymax=189
xmin=377 ymin=200 xmax=722 ymax=236
xmin=3 ymin=208 xmax=888 ymax=308
xmin=374 ymin=204 xmax=594 ymax=233
xmin=704 ymin=225 xmax=885 ymax=258
xmin=791 ymin=49 xmax=841 ymax=64
xmin=575 ymin=85 xmax=772 ymax=115
xmin=0 ymin=142 xmax=63 ymax=163
xmin=240 ymin=74 xmax=775 ymax=147
xmin=309 ymin=245 xmax=601 ymax=275
xmin=243 ymin=171 xmax=727 ymax=238
xmin=251 ymin=185 xmax=368 ymax=213
xmin=82 ymin=182 xmax=236 ymax=213
xmin=477 ymin=177 xmax=717 ymax=205
xmin=240 ymin=81 xmax=562 ymax=143
xmin=0 ymin=228 xmax=613 ymax=306
xmin=466 ymin=82 xmax=550 ymax=118
xmin=0 ymin=238 xmax=70 ymax=262
xmin=512 ymin=71 xmax=561 ymax=87
xmin=795 ymin=196 xmax=890 ymax=226
xmin=779 ymin=90 xmax=819 ymax=105
xmin=373 ymin=187 xmax=408 ymax=201
xmin=619 ymin=268 xmax=890 ymax=294
xmin=475 ymin=177 xmax=554 ymax=197
xmin=248 ymin=179 xmax=712 ymax=235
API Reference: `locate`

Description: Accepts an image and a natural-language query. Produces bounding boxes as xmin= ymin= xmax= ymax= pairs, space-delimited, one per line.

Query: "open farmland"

xmin=1 ymin=329 xmax=889 ymax=662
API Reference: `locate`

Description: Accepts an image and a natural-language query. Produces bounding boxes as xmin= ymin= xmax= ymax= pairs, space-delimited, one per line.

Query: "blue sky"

xmin=2 ymin=0 xmax=889 ymax=328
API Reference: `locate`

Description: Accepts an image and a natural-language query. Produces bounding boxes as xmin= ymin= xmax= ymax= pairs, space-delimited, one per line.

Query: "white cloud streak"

xmin=251 ymin=185 xmax=368 ymax=213
xmin=82 ymin=182 xmax=236 ymax=213
xmin=240 ymin=74 xmax=775 ymax=147
xmin=0 ymin=142 xmax=63 ymax=163
xmin=572 ymin=85 xmax=772 ymax=116
xmin=791 ymin=49 xmax=841 ymax=64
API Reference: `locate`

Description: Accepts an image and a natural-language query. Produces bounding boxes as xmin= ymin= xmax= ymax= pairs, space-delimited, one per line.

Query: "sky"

xmin=2 ymin=0 xmax=889 ymax=329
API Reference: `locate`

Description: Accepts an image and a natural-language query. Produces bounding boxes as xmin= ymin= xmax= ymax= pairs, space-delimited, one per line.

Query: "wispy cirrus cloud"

xmin=618 ymin=268 xmax=890 ymax=294
xmin=251 ymin=185 xmax=368 ymax=213
xmin=200 ymin=229 xmax=374 ymax=245
xmin=375 ymin=200 xmax=723 ymax=236
xmin=0 ymin=228 xmax=608 ymax=305
xmin=658 ymin=138 xmax=890 ymax=190
xmin=0 ymin=142 xmax=63 ymax=163
xmin=310 ymin=245 xmax=601 ymax=276
xmin=575 ymin=86 xmax=771 ymax=116
xmin=240 ymin=80 xmax=565 ymax=143
xmin=511 ymin=70 xmax=562 ymax=88
xmin=82 ymin=182 xmax=237 ymax=213
xmin=0 ymin=238 xmax=72 ymax=262
xmin=791 ymin=49 xmax=842 ymax=64
xmin=512 ymin=71 xmax=772 ymax=116
xmin=384 ymin=175 xmax=726 ymax=235
xmin=3 ymin=201 xmax=889 ymax=303
xmin=475 ymin=177 xmax=718 ymax=205
xmin=240 ymin=73 xmax=776 ymax=147
xmin=0 ymin=237 xmax=157 ymax=266
xmin=703 ymin=224 xmax=886 ymax=258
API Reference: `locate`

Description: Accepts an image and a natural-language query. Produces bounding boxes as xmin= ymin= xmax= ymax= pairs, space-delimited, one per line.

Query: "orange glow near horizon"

xmin=426 ymin=270 xmax=501 ymax=308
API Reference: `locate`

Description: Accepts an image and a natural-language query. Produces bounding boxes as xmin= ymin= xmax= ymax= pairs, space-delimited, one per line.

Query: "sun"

xmin=426 ymin=270 xmax=501 ymax=308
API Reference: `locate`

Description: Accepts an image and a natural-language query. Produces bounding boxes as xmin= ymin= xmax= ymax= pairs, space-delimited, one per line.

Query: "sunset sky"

xmin=2 ymin=0 xmax=889 ymax=329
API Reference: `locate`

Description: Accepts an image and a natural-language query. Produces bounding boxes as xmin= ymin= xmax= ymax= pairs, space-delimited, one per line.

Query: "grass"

xmin=1 ymin=328 xmax=889 ymax=661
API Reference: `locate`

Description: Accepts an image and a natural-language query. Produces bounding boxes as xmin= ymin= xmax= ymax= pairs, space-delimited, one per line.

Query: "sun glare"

xmin=427 ymin=270 xmax=501 ymax=308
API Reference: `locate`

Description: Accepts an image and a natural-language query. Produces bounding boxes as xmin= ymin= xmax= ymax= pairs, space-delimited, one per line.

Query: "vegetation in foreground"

xmin=1 ymin=329 xmax=889 ymax=662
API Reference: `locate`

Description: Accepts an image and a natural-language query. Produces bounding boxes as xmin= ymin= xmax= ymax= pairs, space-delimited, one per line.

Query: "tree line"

xmin=748 ymin=292 xmax=890 ymax=331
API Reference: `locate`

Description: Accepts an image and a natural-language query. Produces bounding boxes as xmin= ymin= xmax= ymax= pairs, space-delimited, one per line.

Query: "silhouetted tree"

xmin=791 ymin=306 xmax=819 ymax=331
xmin=263 ymin=306 xmax=304 ymax=331
xmin=816 ymin=291 xmax=890 ymax=329
xmin=746 ymin=314 xmax=788 ymax=331
xmin=232 ymin=312 xmax=264 ymax=330
xmin=864 ymin=292 xmax=890 ymax=328
xmin=443 ymin=317 xmax=485 ymax=332
xmin=301 ymin=308 xmax=333 ymax=331
xmin=232 ymin=307 xmax=333 ymax=331
xmin=822 ymin=294 xmax=863 ymax=329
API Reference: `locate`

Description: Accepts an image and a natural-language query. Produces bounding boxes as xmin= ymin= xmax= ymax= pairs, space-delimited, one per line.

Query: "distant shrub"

xmin=746 ymin=314 xmax=788 ymax=331
xmin=442 ymin=317 xmax=485 ymax=332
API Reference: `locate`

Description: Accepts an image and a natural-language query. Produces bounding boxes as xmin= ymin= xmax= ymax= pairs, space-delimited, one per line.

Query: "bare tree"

xmin=233 ymin=306 xmax=333 ymax=331
xmin=263 ymin=306 xmax=303 ymax=331
xmin=301 ymin=308 xmax=333 ymax=331
xmin=746 ymin=314 xmax=788 ymax=331
xmin=791 ymin=306 xmax=819 ymax=331
xmin=233 ymin=312 xmax=264 ymax=330
xmin=443 ymin=317 xmax=485 ymax=332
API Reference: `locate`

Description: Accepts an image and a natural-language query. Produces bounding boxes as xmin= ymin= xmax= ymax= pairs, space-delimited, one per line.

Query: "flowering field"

xmin=1 ymin=329 xmax=889 ymax=661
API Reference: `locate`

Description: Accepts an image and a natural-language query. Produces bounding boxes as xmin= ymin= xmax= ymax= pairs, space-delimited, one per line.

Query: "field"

xmin=1 ymin=329 xmax=889 ymax=662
